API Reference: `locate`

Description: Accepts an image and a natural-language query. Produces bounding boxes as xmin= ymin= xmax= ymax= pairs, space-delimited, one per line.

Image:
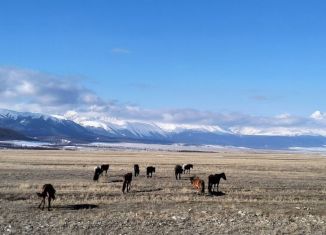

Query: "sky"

xmin=1 ymin=0 xmax=326 ymax=134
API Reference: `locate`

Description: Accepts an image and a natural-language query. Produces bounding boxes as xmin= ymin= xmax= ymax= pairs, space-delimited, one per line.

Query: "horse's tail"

xmin=122 ymin=181 xmax=127 ymax=193
xmin=201 ymin=180 xmax=205 ymax=193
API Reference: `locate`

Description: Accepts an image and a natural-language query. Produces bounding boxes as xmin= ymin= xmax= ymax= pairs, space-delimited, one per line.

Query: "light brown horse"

xmin=190 ymin=176 xmax=205 ymax=193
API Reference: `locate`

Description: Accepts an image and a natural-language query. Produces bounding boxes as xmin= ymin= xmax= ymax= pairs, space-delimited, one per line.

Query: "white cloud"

xmin=310 ymin=110 xmax=326 ymax=120
xmin=1 ymin=66 xmax=326 ymax=136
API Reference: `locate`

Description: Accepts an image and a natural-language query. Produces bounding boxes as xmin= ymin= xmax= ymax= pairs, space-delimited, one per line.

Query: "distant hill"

xmin=0 ymin=127 xmax=29 ymax=140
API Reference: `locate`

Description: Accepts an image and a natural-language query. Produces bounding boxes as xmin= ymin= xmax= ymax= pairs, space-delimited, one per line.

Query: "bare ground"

xmin=0 ymin=150 xmax=325 ymax=234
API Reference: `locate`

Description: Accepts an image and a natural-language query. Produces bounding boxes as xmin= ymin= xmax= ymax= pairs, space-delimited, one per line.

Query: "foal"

xmin=37 ymin=184 xmax=56 ymax=211
xmin=190 ymin=176 xmax=205 ymax=193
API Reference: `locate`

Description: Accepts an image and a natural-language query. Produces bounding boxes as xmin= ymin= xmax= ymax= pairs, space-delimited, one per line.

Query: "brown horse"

xmin=190 ymin=176 xmax=205 ymax=193
xmin=37 ymin=184 xmax=56 ymax=211
xmin=122 ymin=173 xmax=133 ymax=193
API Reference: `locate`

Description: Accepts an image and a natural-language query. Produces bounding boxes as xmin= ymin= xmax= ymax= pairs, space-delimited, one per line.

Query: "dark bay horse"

xmin=208 ymin=173 xmax=226 ymax=193
xmin=175 ymin=165 xmax=183 ymax=180
xmin=190 ymin=176 xmax=205 ymax=193
xmin=122 ymin=173 xmax=133 ymax=193
xmin=37 ymin=184 xmax=56 ymax=211
xmin=134 ymin=164 xmax=140 ymax=177
xmin=101 ymin=164 xmax=109 ymax=174
xmin=183 ymin=164 xmax=193 ymax=174
xmin=146 ymin=166 xmax=155 ymax=178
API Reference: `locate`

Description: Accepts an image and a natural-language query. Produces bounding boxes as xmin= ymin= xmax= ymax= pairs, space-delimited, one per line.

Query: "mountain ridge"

xmin=1 ymin=108 xmax=326 ymax=149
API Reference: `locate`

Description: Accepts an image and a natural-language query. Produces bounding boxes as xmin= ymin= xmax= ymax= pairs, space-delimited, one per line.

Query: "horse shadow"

xmin=56 ymin=204 xmax=98 ymax=210
xmin=208 ymin=191 xmax=226 ymax=197
xmin=133 ymin=188 xmax=163 ymax=193
xmin=109 ymin=179 xmax=123 ymax=183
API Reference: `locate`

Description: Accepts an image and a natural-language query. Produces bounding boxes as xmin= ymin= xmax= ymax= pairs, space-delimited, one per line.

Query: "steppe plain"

xmin=0 ymin=149 xmax=325 ymax=234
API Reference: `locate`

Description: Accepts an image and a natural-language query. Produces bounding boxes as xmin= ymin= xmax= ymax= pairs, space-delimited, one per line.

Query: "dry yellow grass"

xmin=0 ymin=149 xmax=325 ymax=234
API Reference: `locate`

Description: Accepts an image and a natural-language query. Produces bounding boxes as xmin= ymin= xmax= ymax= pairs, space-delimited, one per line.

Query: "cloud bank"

xmin=1 ymin=66 xmax=326 ymax=136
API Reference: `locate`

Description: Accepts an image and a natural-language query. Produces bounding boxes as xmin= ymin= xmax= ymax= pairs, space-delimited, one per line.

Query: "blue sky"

xmin=1 ymin=0 xmax=326 ymax=118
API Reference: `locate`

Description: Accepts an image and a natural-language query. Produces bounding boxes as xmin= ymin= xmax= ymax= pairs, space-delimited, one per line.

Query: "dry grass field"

xmin=0 ymin=149 xmax=325 ymax=234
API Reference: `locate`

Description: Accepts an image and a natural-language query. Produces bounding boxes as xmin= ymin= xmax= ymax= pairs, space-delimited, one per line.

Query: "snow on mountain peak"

xmin=156 ymin=123 xmax=229 ymax=134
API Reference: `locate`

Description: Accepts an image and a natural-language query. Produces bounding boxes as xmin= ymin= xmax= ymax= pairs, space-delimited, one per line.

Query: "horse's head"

xmin=190 ymin=164 xmax=193 ymax=169
xmin=153 ymin=167 xmax=156 ymax=172
xmin=221 ymin=172 xmax=227 ymax=180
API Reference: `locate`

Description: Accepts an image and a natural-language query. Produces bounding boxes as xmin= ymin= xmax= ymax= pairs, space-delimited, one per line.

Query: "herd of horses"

xmin=37 ymin=163 xmax=226 ymax=210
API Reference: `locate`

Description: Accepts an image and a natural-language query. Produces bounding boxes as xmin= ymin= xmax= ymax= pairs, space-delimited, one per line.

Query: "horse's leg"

xmin=38 ymin=198 xmax=43 ymax=209
xmin=41 ymin=197 xmax=45 ymax=210
xmin=48 ymin=197 xmax=51 ymax=211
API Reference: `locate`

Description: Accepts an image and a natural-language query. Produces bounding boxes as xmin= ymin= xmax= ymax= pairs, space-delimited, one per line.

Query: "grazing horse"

xmin=208 ymin=173 xmax=227 ymax=193
xmin=146 ymin=166 xmax=155 ymax=178
xmin=175 ymin=164 xmax=183 ymax=180
xmin=184 ymin=164 xmax=193 ymax=174
xmin=37 ymin=184 xmax=56 ymax=211
xmin=122 ymin=173 xmax=133 ymax=193
xmin=93 ymin=166 xmax=103 ymax=181
xmin=134 ymin=164 xmax=140 ymax=177
xmin=100 ymin=164 xmax=109 ymax=174
xmin=190 ymin=176 xmax=205 ymax=193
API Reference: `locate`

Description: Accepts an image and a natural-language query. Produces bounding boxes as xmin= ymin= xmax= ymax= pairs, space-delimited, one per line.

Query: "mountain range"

xmin=1 ymin=108 xmax=326 ymax=149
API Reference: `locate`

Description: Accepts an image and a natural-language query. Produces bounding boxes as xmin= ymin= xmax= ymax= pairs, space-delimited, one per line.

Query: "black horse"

xmin=175 ymin=164 xmax=183 ymax=180
xmin=146 ymin=166 xmax=155 ymax=178
xmin=37 ymin=184 xmax=56 ymax=211
xmin=93 ymin=166 xmax=103 ymax=181
xmin=122 ymin=172 xmax=133 ymax=193
xmin=134 ymin=164 xmax=140 ymax=177
xmin=100 ymin=164 xmax=109 ymax=174
xmin=208 ymin=173 xmax=227 ymax=193
xmin=183 ymin=164 xmax=193 ymax=174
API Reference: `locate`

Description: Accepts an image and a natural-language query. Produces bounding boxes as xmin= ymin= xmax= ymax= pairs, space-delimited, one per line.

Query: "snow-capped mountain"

xmin=1 ymin=108 xmax=326 ymax=149
xmin=0 ymin=109 xmax=99 ymax=142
